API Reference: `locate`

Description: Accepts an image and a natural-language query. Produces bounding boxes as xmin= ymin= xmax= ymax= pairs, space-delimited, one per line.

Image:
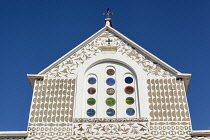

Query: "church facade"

xmin=0 ymin=15 xmax=209 ymax=140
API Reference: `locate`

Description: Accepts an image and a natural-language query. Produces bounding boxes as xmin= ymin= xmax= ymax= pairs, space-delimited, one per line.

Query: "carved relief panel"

xmin=42 ymin=31 xmax=175 ymax=79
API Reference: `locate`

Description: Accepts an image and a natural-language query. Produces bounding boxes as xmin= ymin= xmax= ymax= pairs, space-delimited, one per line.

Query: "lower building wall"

xmin=27 ymin=78 xmax=195 ymax=139
xmin=26 ymin=135 xmax=210 ymax=140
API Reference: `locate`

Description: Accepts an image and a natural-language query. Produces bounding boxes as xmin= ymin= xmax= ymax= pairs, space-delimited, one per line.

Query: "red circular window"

xmin=124 ymin=86 xmax=135 ymax=94
xmin=106 ymin=69 xmax=115 ymax=76
xmin=88 ymin=87 xmax=96 ymax=95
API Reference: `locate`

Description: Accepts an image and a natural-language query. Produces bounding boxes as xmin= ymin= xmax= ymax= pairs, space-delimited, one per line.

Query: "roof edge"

xmin=106 ymin=26 xmax=180 ymax=75
xmin=38 ymin=26 xmax=107 ymax=75
xmin=106 ymin=26 xmax=192 ymax=92
xmin=38 ymin=25 xmax=181 ymax=76
xmin=0 ymin=131 xmax=27 ymax=137
xmin=35 ymin=25 xmax=192 ymax=91
xmin=191 ymin=130 xmax=210 ymax=137
xmin=27 ymin=74 xmax=44 ymax=89
xmin=177 ymin=73 xmax=192 ymax=93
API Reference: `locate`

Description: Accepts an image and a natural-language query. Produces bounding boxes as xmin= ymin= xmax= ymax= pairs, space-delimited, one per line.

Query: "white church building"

xmin=0 ymin=9 xmax=210 ymax=140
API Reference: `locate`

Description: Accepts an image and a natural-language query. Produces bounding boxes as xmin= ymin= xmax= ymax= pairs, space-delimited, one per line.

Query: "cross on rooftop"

xmin=106 ymin=38 xmax=112 ymax=46
xmin=103 ymin=8 xmax=114 ymax=18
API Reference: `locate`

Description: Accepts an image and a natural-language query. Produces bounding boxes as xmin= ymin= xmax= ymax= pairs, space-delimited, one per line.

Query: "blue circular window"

xmin=106 ymin=108 xmax=115 ymax=116
xmin=126 ymin=108 xmax=135 ymax=116
xmin=125 ymin=77 xmax=133 ymax=84
xmin=88 ymin=77 xmax=96 ymax=85
xmin=106 ymin=78 xmax=115 ymax=86
xmin=87 ymin=109 xmax=95 ymax=117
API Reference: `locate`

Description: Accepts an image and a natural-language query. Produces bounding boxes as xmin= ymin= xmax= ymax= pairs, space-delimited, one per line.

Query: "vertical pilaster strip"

xmin=39 ymin=79 xmax=47 ymax=122
xmin=147 ymin=79 xmax=153 ymax=121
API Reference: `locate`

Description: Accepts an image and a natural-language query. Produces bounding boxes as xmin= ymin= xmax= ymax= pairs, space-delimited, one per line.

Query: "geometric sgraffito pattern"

xmin=43 ymin=30 xmax=174 ymax=78
xmin=27 ymin=124 xmax=72 ymax=139
xmin=150 ymin=121 xmax=191 ymax=136
xmin=27 ymin=119 xmax=149 ymax=138
xmin=72 ymin=122 xmax=149 ymax=136
xmin=147 ymin=78 xmax=193 ymax=138
xmin=3 ymin=135 xmax=209 ymax=140
xmin=24 ymin=76 xmax=209 ymax=140
xmin=26 ymin=135 xmax=210 ymax=140
xmin=27 ymin=79 xmax=75 ymax=139
xmin=147 ymin=78 xmax=190 ymax=121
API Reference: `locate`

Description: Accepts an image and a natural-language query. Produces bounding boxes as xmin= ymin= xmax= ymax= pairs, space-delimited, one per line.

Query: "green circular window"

xmin=106 ymin=97 xmax=116 ymax=106
xmin=126 ymin=97 xmax=134 ymax=105
xmin=87 ymin=98 xmax=96 ymax=106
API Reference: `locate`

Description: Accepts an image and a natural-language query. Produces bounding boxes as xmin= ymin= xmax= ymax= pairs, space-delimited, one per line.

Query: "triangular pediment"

xmin=28 ymin=26 xmax=191 ymax=90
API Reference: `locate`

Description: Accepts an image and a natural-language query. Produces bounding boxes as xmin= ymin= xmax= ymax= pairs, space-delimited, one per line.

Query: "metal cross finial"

xmin=103 ymin=8 xmax=114 ymax=18
xmin=106 ymin=38 xmax=112 ymax=46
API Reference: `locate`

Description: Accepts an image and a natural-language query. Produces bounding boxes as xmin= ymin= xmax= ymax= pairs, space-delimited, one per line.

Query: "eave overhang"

xmin=27 ymin=74 xmax=44 ymax=89
xmin=177 ymin=73 xmax=192 ymax=93
xmin=0 ymin=131 xmax=27 ymax=138
xmin=191 ymin=130 xmax=210 ymax=137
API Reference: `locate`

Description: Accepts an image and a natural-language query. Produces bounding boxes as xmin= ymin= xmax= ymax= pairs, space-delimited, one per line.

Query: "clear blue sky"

xmin=0 ymin=0 xmax=209 ymax=131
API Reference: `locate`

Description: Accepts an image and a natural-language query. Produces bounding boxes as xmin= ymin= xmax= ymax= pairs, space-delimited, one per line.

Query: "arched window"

xmin=83 ymin=62 xmax=140 ymax=118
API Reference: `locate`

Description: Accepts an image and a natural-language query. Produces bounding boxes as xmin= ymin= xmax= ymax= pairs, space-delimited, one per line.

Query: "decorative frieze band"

xmin=73 ymin=117 xmax=148 ymax=123
xmin=28 ymin=121 xmax=149 ymax=137
xmin=73 ymin=122 xmax=149 ymax=136
xmin=150 ymin=121 xmax=191 ymax=136
xmin=27 ymin=135 xmax=208 ymax=140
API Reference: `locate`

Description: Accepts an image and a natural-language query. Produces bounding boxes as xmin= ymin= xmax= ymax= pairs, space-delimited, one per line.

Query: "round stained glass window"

xmin=126 ymin=108 xmax=135 ymax=116
xmin=87 ymin=109 xmax=95 ymax=117
xmin=106 ymin=88 xmax=115 ymax=95
xmin=88 ymin=77 xmax=96 ymax=85
xmin=106 ymin=98 xmax=116 ymax=106
xmin=106 ymin=69 xmax=115 ymax=76
xmin=125 ymin=77 xmax=133 ymax=84
xmin=88 ymin=87 xmax=96 ymax=95
xmin=126 ymin=97 xmax=134 ymax=105
xmin=106 ymin=108 xmax=115 ymax=116
xmin=125 ymin=86 xmax=135 ymax=94
xmin=87 ymin=98 xmax=96 ymax=105
xmin=106 ymin=78 xmax=115 ymax=86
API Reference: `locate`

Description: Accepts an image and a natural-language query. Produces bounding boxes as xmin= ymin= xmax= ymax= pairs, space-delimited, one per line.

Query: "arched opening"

xmin=79 ymin=62 xmax=140 ymax=118
xmin=74 ymin=54 xmax=149 ymax=119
